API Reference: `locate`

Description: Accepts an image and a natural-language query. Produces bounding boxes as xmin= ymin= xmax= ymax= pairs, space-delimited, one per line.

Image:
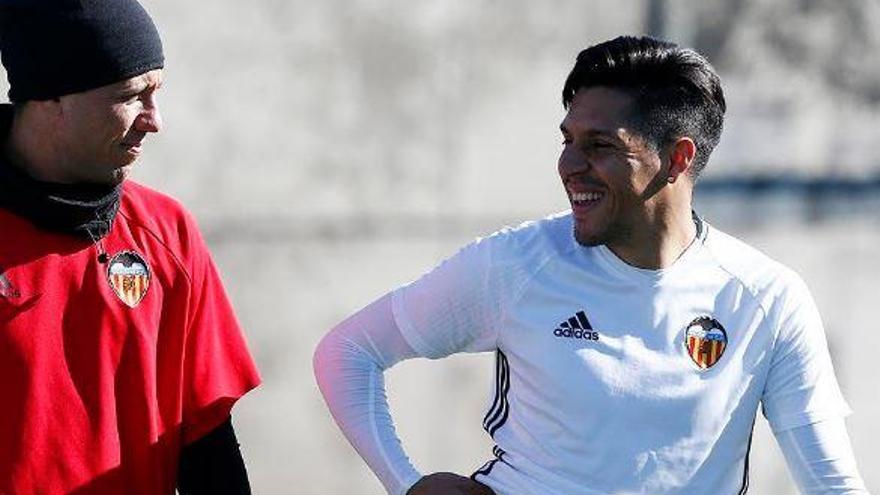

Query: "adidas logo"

xmin=553 ymin=310 xmax=599 ymax=340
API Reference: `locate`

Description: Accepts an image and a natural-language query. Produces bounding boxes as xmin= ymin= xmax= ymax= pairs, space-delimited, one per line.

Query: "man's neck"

xmin=0 ymin=110 xmax=123 ymax=240
xmin=606 ymin=205 xmax=698 ymax=270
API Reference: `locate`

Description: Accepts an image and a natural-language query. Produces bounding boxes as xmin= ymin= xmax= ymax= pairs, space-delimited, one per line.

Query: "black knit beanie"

xmin=0 ymin=0 xmax=164 ymax=102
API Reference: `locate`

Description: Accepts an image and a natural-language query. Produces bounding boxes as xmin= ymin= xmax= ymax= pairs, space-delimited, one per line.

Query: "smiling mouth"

xmin=569 ymin=191 xmax=605 ymax=206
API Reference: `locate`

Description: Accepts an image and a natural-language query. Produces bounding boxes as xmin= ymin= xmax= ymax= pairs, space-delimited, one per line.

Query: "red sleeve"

xmin=180 ymin=217 xmax=260 ymax=445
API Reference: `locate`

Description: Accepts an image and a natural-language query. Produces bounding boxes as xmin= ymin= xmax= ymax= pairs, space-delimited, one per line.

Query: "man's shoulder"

xmin=118 ymin=180 xmax=206 ymax=257
xmin=703 ymin=223 xmax=805 ymax=297
xmin=121 ymin=180 xmax=190 ymax=220
xmin=478 ymin=210 xmax=574 ymax=263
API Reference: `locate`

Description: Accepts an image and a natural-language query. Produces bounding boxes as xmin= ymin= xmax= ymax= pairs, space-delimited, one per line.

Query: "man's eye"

xmin=589 ymin=142 xmax=618 ymax=154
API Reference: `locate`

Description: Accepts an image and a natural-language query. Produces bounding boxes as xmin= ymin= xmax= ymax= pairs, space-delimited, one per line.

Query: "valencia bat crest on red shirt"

xmin=106 ymin=251 xmax=151 ymax=308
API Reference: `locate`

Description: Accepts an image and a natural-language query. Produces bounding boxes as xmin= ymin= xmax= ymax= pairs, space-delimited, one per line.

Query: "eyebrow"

xmin=118 ymin=77 xmax=161 ymax=95
xmin=115 ymin=83 xmax=143 ymax=96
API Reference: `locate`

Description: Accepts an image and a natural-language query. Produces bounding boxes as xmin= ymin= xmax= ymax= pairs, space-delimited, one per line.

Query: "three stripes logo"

xmin=472 ymin=446 xmax=507 ymax=480
xmin=482 ymin=350 xmax=510 ymax=438
xmin=553 ymin=310 xmax=599 ymax=340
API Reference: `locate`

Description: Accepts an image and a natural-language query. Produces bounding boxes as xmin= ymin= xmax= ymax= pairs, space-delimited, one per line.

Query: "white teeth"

xmin=571 ymin=192 xmax=603 ymax=202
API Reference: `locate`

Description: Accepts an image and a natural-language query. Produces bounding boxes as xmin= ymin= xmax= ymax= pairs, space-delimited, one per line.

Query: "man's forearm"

xmin=314 ymin=294 xmax=423 ymax=495
xmin=775 ymin=418 xmax=869 ymax=494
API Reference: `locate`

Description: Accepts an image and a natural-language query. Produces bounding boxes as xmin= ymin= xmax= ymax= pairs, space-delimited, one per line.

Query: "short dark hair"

xmin=562 ymin=36 xmax=726 ymax=178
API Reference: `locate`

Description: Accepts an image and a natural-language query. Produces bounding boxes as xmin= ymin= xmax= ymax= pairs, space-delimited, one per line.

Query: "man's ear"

xmin=666 ymin=137 xmax=696 ymax=182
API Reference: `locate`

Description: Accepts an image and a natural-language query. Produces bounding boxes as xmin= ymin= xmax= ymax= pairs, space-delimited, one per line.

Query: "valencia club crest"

xmin=685 ymin=316 xmax=727 ymax=370
xmin=106 ymin=251 xmax=151 ymax=308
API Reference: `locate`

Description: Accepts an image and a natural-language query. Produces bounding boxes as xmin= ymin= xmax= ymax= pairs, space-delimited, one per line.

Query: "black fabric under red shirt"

xmin=0 ymin=180 xmax=261 ymax=494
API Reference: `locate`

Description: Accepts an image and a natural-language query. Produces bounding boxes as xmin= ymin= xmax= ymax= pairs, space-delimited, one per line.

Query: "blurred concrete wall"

xmin=2 ymin=0 xmax=878 ymax=493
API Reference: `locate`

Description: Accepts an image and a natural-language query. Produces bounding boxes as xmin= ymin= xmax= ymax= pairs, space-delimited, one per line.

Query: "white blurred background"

xmin=5 ymin=0 xmax=879 ymax=493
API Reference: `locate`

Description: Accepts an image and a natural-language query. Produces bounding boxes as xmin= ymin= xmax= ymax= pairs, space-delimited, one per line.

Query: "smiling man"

xmin=314 ymin=36 xmax=868 ymax=494
xmin=0 ymin=1 xmax=260 ymax=493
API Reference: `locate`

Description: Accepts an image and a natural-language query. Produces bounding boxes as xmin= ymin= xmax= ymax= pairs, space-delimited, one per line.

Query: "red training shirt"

xmin=0 ymin=181 xmax=261 ymax=494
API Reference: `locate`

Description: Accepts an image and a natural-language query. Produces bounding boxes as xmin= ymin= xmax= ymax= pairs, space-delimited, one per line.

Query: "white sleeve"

xmin=762 ymin=272 xmax=851 ymax=432
xmin=313 ymin=294 xmax=423 ymax=495
xmin=314 ymin=230 xmax=533 ymax=494
xmin=775 ymin=419 xmax=870 ymax=494
xmin=391 ymin=233 xmax=525 ymax=359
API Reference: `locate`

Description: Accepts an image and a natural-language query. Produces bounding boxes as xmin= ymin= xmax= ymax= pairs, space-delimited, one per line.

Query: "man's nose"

xmin=558 ymin=146 xmax=588 ymax=179
xmin=135 ymin=103 xmax=163 ymax=133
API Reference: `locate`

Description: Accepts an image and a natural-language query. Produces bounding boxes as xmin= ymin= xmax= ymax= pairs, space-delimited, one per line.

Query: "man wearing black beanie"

xmin=0 ymin=1 xmax=261 ymax=494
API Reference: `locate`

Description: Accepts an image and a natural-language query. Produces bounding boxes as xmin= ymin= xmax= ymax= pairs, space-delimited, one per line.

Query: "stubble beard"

xmin=104 ymin=148 xmax=140 ymax=184
xmin=573 ymin=216 xmax=631 ymax=248
xmin=108 ymin=164 xmax=133 ymax=185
